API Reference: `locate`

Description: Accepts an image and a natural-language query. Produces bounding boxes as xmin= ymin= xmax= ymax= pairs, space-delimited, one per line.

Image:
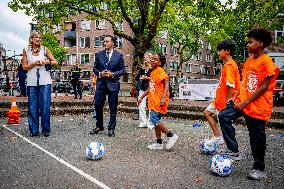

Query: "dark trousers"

xmin=219 ymin=101 xmax=267 ymax=171
xmin=71 ymin=79 xmax=82 ymax=97
xmin=19 ymin=78 xmax=27 ymax=96
xmin=95 ymin=87 xmax=119 ymax=130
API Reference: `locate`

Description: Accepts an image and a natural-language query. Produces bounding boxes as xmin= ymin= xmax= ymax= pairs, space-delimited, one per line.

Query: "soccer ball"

xmin=210 ymin=155 xmax=232 ymax=176
xmin=86 ymin=142 xmax=105 ymax=160
xmin=200 ymin=140 xmax=216 ymax=155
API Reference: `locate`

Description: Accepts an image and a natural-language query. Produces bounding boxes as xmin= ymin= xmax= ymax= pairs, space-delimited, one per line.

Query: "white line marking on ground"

xmin=3 ymin=125 xmax=111 ymax=189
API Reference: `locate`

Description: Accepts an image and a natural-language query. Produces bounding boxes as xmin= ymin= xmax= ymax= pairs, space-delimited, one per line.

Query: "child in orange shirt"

xmin=218 ymin=28 xmax=280 ymax=180
xmin=137 ymin=53 xmax=178 ymax=150
xmin=203 ymin=40 xmax=240 ymax=145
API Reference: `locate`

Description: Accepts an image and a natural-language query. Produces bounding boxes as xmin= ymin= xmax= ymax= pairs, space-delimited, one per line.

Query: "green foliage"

xmin=41 ymin=32 xmax=67 ymax=67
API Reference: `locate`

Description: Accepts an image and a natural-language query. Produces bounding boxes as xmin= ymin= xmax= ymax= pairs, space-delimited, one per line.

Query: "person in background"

xmin=16 ymin=63 xmax=28 ymax=97
xmin=135 ymin=52 xmax=153 ymax=128
xmin=22 ymin=30 xmax=58 ymax=137
xmin=70 ymin=64 xmax=82 ymax=99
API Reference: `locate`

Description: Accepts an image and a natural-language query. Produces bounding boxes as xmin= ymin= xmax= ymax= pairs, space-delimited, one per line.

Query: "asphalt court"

xmin=0 ymin=114 xmax=283 ymax=189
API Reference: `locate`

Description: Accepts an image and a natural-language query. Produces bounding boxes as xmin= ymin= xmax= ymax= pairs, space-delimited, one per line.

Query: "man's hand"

xmin=101 ymin=70 xmax=113 ymax=78
xmin=140 ymin=75 xmax=148 ymax=80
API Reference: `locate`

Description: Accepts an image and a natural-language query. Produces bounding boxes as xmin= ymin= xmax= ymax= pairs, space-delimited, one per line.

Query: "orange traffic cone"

xmin=7 ymin=97 xmax=21 ymax=124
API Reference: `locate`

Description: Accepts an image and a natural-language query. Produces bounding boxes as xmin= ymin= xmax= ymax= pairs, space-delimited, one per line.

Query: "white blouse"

xmin=25 ymin=47 xmax=52 ymax=86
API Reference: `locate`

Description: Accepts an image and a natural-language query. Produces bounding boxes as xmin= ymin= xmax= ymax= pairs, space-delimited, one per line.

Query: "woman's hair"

xmin=28 ymin=30 xmax=41 ymax=51
xmin=247 ymin=28 xmax=272 ymax=48
xmin=156 ymin=53 xmax=166 ymax=67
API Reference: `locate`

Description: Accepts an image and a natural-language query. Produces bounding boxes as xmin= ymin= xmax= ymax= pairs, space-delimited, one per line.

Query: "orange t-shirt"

xmin=235 ymin=54 xmax=279 ymax=121
xmin=213 ymin=60 xmax=241 ymax=111
xmin=148 ymin=67 xmax=170 ymax=114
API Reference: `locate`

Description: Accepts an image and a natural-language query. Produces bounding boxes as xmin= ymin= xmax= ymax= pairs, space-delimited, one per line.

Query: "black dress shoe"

xmin=90 ymin=128 xmax=104 ymax=135
xmin=30 ymin=133 xmax=40 ymax=137
xmin=43 ymin=132 xmax=50 ymax=137
xmin=108 ymin=130 xmax=115 ymax=137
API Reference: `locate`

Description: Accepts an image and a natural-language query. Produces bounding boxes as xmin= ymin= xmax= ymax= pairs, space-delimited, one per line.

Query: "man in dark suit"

xmin=90 ymin=35 xmax=125 ymax=137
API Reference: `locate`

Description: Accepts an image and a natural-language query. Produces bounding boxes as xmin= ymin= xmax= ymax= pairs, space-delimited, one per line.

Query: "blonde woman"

xmin=22 ymin=31 xmax=58 ymax=137
xmin=135 ymin=52 xmax=153 ymax=128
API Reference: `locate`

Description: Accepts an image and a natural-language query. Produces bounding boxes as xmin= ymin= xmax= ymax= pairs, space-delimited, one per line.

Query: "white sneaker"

xmin=138 ymin=124 xmax=147 ymax=128
xmin=206 ymin=136 xmax=225 ymax=145
xmin=147 ymin=122 xmax=155 ymax=130
xmin=247 ymin=169 xmax=267 ymax=180
xmin=147 ymin=143 xmax=163 ymax=150
xmin=220 ymin=150 xmax=242 ymax=161
xmin=165 ymin=134 xmax=179 ymax=150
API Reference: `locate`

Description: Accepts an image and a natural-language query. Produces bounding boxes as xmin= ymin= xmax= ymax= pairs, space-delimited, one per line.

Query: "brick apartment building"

xmin=49 ymin=13 xmax=218 ymax=95
xmin=267 ymin=26 xmax=284 ymax=81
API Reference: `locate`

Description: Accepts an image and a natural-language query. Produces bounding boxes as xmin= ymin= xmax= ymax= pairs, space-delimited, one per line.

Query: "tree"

xmin=41 ymin=32 xmax=68 ymax=69
xmin=165 ymin=1 xmax=225 ymax=92
xmin=8 ymin=0 xmax=174 ymax=85
xmin=207 ymin=0 xmax=284 ymax=62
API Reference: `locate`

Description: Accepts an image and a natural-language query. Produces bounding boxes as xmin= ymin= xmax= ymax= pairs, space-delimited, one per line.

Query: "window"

xmin=159 ymin=43 xmax=167 ymax=54
xmin=199 ymin=39 xmax=204 ymax=48
xmin=205 ymin=42 xmax=211 ymax=50
xmin=95 ymin=36 xmax=104 ymax=47
xmin=52 ymin=24 xmax=61 ymax=33
xmin=122 ymin=73 xmax=131 ymax=83
xmin=158 ymin=30 xmax=168 ymax=39
xmin=275 ymin=26 xmax=284 ymax=42
xmin=96 ymin=20 xmax=106 ymax=29
xmin=81 ymin=71 xmax=91 ymax=79
xmin=64 ymin=38 xmax=76 ymax=47
xmin=200 ymin=65 xmax=207 ymax=74
xmin=115 ymin=21 xmax=123 ymax=31
xmin=80 ymin=54 xmax=90 ymax=64
xmin=206 ymin=54 xmax=211 ymax=62
xmin=185 ymin=64 xmax=191 ymax=73
xmin=66 ymin=54 xmax=76 ymax=65
xmin=196 ymin=52 xmax=202 ymax=61
xmin=80 ymin=37 xmax=90 ymax=48
xmin=170 ymin=46 xmax=178 ymax=56
xmin=116 ymin=36 xmax=123 ymax=48
xmin=100 ymin=2 xmax=108 ymax=10
xmin=192 ymin=64 xmax=200 ymax=73
xmin=80 ymin=20 xmax=91 ymax=31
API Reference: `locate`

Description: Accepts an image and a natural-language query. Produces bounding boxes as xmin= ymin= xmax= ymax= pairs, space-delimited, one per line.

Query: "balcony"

xmin=64 ymin=31 xmax=76 ymax=39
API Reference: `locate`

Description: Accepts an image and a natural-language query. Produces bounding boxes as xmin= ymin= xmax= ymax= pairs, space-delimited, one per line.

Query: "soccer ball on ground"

xmin=210 ymin=154 xmax=232 ymax=176
xmin=200 ymin=140 xmax=216 ymax=155
xmin=86 ymin=142 xmax=105 ymax=160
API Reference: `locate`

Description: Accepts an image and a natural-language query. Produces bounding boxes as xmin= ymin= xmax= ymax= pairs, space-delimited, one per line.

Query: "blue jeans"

xmin=219 ymin=100 xmax=267 ymax=171
xmin=19 ymin=78 xmax=26 ymax=96
xmin=27 ymin=85 xmax=51 ymax=135
xmin=149 ymin=110 xmax=161 ymax=126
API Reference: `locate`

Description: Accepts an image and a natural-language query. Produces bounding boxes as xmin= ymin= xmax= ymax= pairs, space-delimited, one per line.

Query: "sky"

xmin=0 ymin=0 xmax=33 ymax=58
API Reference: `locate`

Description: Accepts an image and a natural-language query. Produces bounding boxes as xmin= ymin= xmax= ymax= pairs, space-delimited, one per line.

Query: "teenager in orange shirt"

xmin=137 ymin=53 xmax=178 ymax=150
xmin=203 ymin=40 xmax=240 ymax=145
xmin=218 ymin=28 xmax=280 ymax=180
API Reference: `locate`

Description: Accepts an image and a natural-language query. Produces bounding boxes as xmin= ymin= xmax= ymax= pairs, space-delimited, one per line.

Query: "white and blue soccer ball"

xmin=210 ymin=155 xmax=232 ymax=176
xmin=200 ymin=140 xmax=217 ymax=155
xmin=86 ymin=142 xmax=105 ymax=160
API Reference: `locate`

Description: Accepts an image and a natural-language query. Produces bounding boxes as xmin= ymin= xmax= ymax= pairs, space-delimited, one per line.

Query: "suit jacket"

xmin=93 ymin=50 xmax=125 ymax=92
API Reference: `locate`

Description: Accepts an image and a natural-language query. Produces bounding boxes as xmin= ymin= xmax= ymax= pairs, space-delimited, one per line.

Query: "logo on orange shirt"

xmin=241 ymin=71 xmax=259 ymax=93
xmin=149 ymin=78 xmax=155 ymax=94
